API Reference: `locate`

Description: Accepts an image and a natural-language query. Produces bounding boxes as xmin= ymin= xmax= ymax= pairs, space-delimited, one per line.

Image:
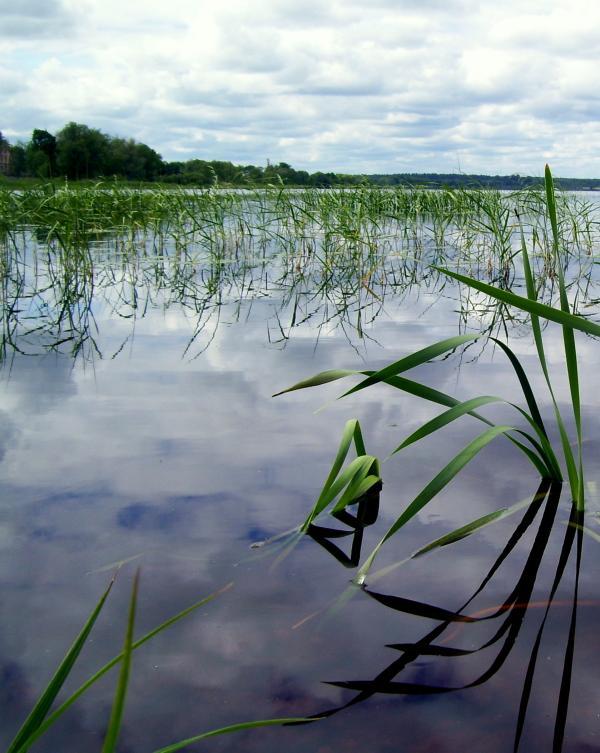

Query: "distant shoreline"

xmin=3 ymin=125 xmax=600 ymax=190
xmin=2 ymin=174 xmax=600 ymax=191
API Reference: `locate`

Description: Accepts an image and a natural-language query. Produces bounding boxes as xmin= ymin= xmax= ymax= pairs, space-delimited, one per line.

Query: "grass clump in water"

xmin=276 ymin=166 xmax=600 ymax=584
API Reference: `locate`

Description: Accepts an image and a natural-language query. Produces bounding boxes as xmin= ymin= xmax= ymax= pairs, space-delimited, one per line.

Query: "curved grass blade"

xmin=340 ymin=334 xmax=478 ymax=398
xmin=6 ymin=577 xmax=115 ymax=753
xmin=300 ymin=419 xmax=380 ymax=531
xmin=101 ymin=570 xmax=139 ymax=753
xmin=331 ymin=470 xmax=381 ymax=514
xmin=14 ymin=583 xmax=234 ymax=753
xmin=151 ymin=718 xmax=316 ymax=753
xmin=433 ymin=266 xmax=600 ymax=338
xmin=390 ymin=391 xmax=558 ymax=480
xmin=385 ymin=368 xmax=556 ymax=477
xmin=369 ymin=486 xmax=537 ymax=586
xmin=301 ymin=455 xmax=379 ymax=531
xmin=354 ymin=425 xmax=514 ymax=585
xmin=273 ymin=369 xmax=356 ymax=397
xmin=391 ymin=396 xmax=503 ymax=454
xmin=490 ymin=338 xmax=548 ymax=439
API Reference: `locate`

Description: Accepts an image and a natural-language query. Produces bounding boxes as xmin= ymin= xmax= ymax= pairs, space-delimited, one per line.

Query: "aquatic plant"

xmin=276 ymin=166 xmax=600 ymax=584
xmin=6 ymin=573 xmax=308 ymax=753
xmin=1 ymin=174 xmax=599 ymax=365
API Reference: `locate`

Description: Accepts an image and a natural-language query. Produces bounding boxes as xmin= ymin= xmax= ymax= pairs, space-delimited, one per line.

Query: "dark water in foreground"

xmin=1 ymin=258 xmax=600 ymax=752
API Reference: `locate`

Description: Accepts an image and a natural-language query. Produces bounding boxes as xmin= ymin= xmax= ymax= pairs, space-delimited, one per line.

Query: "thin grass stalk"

xmin=544 ymin=165 xmax=584 ymax=508
xmin=101 ymin=570 xmax=139 ymax=753
xmin=6 ymin=578 xmax=115 ymax=753
xmin=15 ymin=583 xmax=234 ymax=753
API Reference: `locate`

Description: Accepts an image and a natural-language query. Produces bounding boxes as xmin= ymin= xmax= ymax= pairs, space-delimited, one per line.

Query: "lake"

xmin=1 ymin=184 xmax=600 ymax=752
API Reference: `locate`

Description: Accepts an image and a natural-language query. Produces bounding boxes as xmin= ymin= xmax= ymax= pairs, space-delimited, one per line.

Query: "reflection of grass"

xmin=6 ymin=575 xmax=310 ymax=753
xmin=278 ymin=167 xmax=600 ymax=584
xmin=311 ymin=481 xmax=584 ymax=753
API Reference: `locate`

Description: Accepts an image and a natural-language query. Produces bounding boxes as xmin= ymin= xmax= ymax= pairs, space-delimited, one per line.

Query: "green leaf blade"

xmin=272 ymin=369 xmax=358 ymax=397
xmin=7 ymin=578 xmax=115 ymax=753
xmin=101 ymin=569 xmax=140 ymax=753
xmin=391 ymin=396 xmax=502 ymax=454
xmin=340 ymin=334 xmax=479 ymax=398
xmin=13 ymin=583 xmax=234 ymax=753
xmin=152 ymin=718 xmax=316 ymax=753
xmin=434 ymin=267 xmax=600 ymax=338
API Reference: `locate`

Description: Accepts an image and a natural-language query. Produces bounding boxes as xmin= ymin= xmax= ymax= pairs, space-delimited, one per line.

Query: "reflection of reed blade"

xmin=307 ymin=482 xmax=586 ymax=753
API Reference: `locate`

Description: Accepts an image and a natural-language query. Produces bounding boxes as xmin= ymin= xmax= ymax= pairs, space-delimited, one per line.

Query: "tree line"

xmin=2 ymin=123 xmax=600 ymax=190
xmin=1 ymin=123 xmax=359 ymax=187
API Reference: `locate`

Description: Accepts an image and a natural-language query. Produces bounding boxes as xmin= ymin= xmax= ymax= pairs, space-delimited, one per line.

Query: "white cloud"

xmin=2 ymin=0 xmax=600 ymax=175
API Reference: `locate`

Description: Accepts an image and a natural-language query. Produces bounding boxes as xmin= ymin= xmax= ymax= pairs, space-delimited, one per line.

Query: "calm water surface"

xmin=1 ymin=217 xmax=600 ymax=752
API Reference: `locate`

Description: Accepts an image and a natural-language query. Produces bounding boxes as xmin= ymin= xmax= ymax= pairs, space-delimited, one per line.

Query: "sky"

xmin=2 ymin=0 xmax=600 ymax=176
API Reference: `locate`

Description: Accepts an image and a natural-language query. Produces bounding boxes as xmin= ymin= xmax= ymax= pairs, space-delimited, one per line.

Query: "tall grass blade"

xmin=545 ymin=165 xmax=584 ymax=508
xmin=6 ymin=578 xmax=115 ymax=753
xmin=518 ymin=222 xmax=579 ymax=498
xmin=101 ymin=569 xmax=140 ymax=753
xmin=433 ymin=267 xmax=600 ymax=338
xmin=436 ymin=197 xmax=589 ymax=503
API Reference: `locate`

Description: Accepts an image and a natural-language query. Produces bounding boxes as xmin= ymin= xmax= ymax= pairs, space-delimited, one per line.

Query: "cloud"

xmin=0 ymin=0 xmax=77 ymax=39
xmin=2 ymin=0 xmax=600 ymax=174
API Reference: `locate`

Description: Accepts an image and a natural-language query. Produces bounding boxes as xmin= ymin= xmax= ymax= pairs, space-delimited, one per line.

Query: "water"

xmin=1 ymin=208 xmax=600 ymax=752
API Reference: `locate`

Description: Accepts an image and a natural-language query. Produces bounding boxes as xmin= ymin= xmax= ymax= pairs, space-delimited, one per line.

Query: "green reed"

xmin=6 ymin=574 xmax=309 ymax=753
xmin=276 ymin=166 xmax=600 ymax=583
xmin=1 ymin=176 xmax=599 ymax=365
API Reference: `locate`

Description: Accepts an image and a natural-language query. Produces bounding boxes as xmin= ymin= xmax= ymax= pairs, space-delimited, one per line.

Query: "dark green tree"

xmin=105 ymin=138 xmax=163 ymax=180
xmin=134 ymin=142 xmax=163 ymax=180
xmin=56 ymin=122 xmax=110 ymax=179
xmin=31 ymin=129 xmax=57 ymax=176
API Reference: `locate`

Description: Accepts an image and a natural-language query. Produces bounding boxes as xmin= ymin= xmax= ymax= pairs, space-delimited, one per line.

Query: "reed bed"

xmin=1 ymin=180 xmax=599 ymax=364
xmin=3 ymin=170 xmax=600 ymax=751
